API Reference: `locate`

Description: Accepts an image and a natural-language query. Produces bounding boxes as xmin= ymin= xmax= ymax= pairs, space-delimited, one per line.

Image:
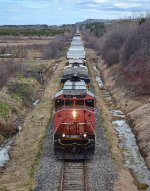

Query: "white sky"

xmin=0 ymin=0 xmax=149 ymax=25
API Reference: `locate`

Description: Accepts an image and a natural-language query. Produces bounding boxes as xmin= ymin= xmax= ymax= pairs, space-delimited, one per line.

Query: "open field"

xmin=0 ymin=36 xmax=53 ymax=47
xmin=0 ymin=36 xmax=54 ymax=60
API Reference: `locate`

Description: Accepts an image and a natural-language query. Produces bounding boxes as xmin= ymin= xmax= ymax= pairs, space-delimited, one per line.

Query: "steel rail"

xmin=60 ymin=160 xmax=88 ymax=191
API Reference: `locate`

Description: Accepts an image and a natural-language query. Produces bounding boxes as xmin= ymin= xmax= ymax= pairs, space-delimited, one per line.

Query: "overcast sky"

xmin=0 ymin=0 xmax=149 ymax=25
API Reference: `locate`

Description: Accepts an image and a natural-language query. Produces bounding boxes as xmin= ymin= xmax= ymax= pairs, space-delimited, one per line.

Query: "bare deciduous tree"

xmin=82 ymin=16 xmax=150 ymax=95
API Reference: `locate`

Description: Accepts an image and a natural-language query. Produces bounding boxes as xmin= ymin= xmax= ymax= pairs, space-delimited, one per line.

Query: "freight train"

xmin=53 ymin=31 xmax=96 ymax=159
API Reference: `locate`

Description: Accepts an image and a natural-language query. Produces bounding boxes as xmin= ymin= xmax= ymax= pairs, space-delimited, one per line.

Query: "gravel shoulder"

xmin=34 ymin=118 xmax=62 ymax=191
xmin=87 ymin=109 xmax=117 ymax=191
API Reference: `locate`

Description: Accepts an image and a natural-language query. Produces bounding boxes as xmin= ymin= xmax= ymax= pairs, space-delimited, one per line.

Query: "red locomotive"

xmin=53 ymin=80 xmax=95 ymax=159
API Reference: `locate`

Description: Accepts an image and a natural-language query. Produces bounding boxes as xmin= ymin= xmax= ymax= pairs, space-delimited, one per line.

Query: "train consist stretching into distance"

xmin=53 ymin=30 xmax=96 ymax=159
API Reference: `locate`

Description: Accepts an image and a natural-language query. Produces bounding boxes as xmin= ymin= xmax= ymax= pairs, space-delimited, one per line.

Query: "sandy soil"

xmin=0 ymin=59 xmax=65 ymax=191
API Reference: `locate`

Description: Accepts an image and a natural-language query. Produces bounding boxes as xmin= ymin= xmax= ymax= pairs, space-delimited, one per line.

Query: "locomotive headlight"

xmin=72 ymin=110 xmax=77 ymax=118
xmin=62 ymin=133 xmax=66 ymax=138
xmin=83 ymin=133 xmax=87 ymax=138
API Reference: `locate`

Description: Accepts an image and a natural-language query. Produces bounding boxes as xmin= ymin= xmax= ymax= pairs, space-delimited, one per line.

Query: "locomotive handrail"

xmin=55 ymin=106 xmax=95 ymax=112
xmin=54 ymin=121 xmax=95 ymax=134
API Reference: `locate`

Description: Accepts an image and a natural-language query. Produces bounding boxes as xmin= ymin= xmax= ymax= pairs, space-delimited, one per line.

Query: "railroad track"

xmin=60 ymin=160 xmax=88 ymax=191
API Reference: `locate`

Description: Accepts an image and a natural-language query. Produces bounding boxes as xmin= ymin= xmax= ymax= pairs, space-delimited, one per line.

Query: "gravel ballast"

xmin=87 ymin=109 xmax=117 ymax=191
xmin=34 ymin=119 xmax=62 ymax=191
xmin=34 ymin=108 xmax=117 ymax=191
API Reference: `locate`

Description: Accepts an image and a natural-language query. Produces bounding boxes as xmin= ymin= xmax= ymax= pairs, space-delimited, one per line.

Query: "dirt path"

xmin=0 ymin=58 xmax=65 ymax=191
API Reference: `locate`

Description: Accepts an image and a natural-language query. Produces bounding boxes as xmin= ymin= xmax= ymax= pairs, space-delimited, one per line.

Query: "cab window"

xmin=85 ymin=99 xmax=94 ymax=108
xmin=55 ymin=99 xmax=64 ymax=109
xmin=76 ymin=100 xmax=84 ymax=106
xmin=65 ymin=100 xmax=74 ymax=106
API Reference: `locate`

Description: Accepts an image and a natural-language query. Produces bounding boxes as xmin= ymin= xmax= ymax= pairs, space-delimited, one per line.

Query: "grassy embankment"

xmin=95 ymin=53 xmax=150 ymax=191
xmin=96 ymin=58 xmax=150 ymax=170
xmin=0 ymin=58 xmax=65 ymax=191
xmin=0 ymin=59 xmax=55 ymax=143
xmin=0 ymin=26 xmax=73 ymax=143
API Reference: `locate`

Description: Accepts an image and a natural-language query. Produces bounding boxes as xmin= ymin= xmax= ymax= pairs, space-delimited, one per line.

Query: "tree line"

xmin=0 ymin=27 xmax=64 ymax=36
xmin=85 ymin=22 xmax=106 ymax=37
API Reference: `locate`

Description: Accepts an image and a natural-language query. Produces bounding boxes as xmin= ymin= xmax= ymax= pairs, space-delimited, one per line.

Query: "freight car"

xmin=61 ymin=65 xmax=90 ymax=85
xmin=67 ymin=49 xmax=86 ymax=60
xmin=67 ymin=36 xmax=86 ymax=60
xmin=53 ymin=31 xmax=95 ymax=159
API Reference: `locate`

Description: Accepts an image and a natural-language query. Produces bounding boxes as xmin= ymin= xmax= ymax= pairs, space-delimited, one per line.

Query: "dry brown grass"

xmin=87 ymin=49 xmax=138 ymax=191
xmin=0 ymin=59 xmax=65 ymax=191
xmin=0 ymin=37 xmax=54 ymax=63
xmin=0 ymin=37 xmax=54 ymax=91
xmin=0 ymin=36 xmax=53 ymax=46
xmin=0 ymin=71 xmax=40 ymax=126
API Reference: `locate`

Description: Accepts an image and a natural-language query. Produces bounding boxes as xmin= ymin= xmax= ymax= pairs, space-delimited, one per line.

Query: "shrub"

xmin=0 ymin=102 xmax=11 ymax=120
xmin=121 ymin=19 xmax=150 ymax=65
xmin=42 ymin=29 xmax=75 ymax=59
xmin=105 ymin=49 xmax=119 ymax=66
xmin=120 ymin=19 xmax=150 ymax=94
xmin=8 ymin=82 xmax=33 ymax=106
xmin=0 ymin=59 xmax=26 ymax=88
xmin=82 ymin=17 xmax=150 ymax=95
